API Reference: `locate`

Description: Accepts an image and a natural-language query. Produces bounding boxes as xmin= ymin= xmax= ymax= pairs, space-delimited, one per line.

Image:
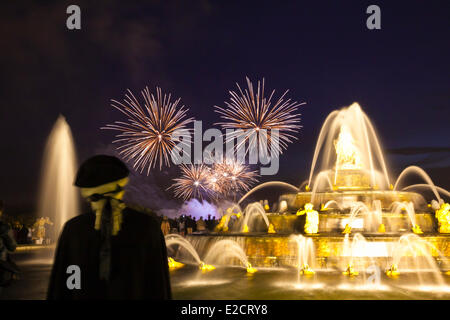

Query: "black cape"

xmin=47 ymin=207 xmax=171 ymax=299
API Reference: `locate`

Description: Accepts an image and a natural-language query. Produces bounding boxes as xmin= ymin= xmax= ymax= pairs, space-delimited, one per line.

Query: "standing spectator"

xmin=206 ymin=214 xmax=212 ymax=231
xmin=186 ymin=215 xmax=193 ymax=235
xmin=17 ymin=224 xmax=29 ymax=244
xmin=196 ymin=217 xmax=206 ymax=232
xmin=178 ymin=216 xmax=186 ymax=236
xmin=192 ymin=216 xmax=197 ymax=233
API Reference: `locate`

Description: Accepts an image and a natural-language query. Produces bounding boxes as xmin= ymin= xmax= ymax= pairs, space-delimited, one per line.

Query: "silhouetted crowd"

xmin=0 ymin=212 xmax=55 ymax=245
xmin=157 ymin=214 xmax=219 ymax=236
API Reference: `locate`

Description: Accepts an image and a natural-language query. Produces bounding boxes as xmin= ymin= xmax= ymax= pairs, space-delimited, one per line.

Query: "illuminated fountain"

xmin=203 ymin=240 xmax=257 ymax=273
xmin=289 ymin=235 xmax=316 ymax=279
xmin=169 ymin=102 xmax=450 ymax=297
xmin=38 ymin=115 xmax=79 ymax=238
xmin=165 ymin=234 xmax=215 ymax=271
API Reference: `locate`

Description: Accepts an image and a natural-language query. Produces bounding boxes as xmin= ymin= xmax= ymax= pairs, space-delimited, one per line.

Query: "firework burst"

xmin=170 ymin=160 xmax=258 ymax=201
xmin=214 ymin=77 xmax=304 ymax=155
xmin=170 ymin=164 xmax=214 ymax=200
xmin=103 ymin=87 xmax=194 ymax=174
xmin=213 ymin=160 xmax=258 ymax=194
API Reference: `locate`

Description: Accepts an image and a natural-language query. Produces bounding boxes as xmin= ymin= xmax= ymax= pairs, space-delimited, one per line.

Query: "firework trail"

xmin=103 ymin=87 xmax=194 ymax=174
xmin=214 ymin=77 xmax=304 ymax=155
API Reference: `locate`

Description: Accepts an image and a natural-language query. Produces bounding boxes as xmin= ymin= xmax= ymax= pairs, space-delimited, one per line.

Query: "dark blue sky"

xmin=1 ymin=0 xmax=449 ymax=213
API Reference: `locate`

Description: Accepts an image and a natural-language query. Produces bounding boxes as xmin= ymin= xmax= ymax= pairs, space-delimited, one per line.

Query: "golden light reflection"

xmin=168 ymin=257 xmax=184 ymax=270
xmin=199 ymin=262 xmax=216 ymax=272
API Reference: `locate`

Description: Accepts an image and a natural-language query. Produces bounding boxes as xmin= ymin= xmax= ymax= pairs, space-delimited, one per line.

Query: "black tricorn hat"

xmin=74 ymin=155 xmax=129 ymax=188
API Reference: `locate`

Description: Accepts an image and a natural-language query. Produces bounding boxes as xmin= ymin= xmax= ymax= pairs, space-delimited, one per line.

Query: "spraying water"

xmin=308 ymin=103 xmax=390 ymax=190
xmin=241 ymin=202 xmax=270 ymax=232
xmin=203 ymin=240 xmax=250 ymax=268
xmin=289 ymin=235 xmax=316 ymax=282
xmin=238 ymin=181 xmax=299 ymax=205
xmin=390 ymin=234 xmax=445 ymax=287
xmin=38 ymin=115 xmax=79 ymax=238
xmin=394 ymin=166 xmax=442 ymax=202
xmin=165 ymin=234 xmax=202 ymax=264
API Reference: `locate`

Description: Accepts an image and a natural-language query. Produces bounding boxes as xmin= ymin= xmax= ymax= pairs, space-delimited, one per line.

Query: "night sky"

xmin=1 ymin=0 xmax=449 ymax=215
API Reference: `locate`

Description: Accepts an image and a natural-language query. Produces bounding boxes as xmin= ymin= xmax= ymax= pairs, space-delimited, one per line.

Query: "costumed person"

xmin=160 ymin=216 xmax=170 ymax=236
xmin=33 ymin=217 xmax=53 ymax=245
xmin=47 ymin=155 xmax=172 ymax=299
xmin=0 ymin=201 xmax=20 ymax=291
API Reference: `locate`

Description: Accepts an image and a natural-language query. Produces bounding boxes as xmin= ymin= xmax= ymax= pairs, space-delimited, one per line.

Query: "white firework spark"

xmin=103 ymin=87 xmax=194 ymax=174
xmin=214 ymin=77 xmax=304 ymax=155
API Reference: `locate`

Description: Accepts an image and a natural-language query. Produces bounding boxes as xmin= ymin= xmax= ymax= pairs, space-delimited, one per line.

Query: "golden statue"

xmin=436 ymin=203 xmax=450 ymax=233
xmin=215 ymin=215 xmax=228 ymax=232
xmin=334 ymin=125 xmax=362 ymax=171
xmin=297 ymin=203 xmax=319 ymax=234
xmin=267 ymin=223 xmax=276 ymax=234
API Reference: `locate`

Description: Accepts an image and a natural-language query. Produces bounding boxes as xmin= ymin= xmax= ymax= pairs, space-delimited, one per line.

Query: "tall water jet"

xmin=38 ymin=115 xmax=79 ymax=239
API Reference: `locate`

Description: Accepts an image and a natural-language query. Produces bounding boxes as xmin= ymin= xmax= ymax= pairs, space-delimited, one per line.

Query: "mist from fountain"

xmin=38 ymin=115 xmax=79 ymax=237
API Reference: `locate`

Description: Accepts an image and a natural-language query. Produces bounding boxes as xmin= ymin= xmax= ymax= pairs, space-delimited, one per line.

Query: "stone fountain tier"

xmin=267 ymin=212 xmax=437 ymax=233
xmin=279 ymin=190 xmax=427 ymax=211
xmin=185 ymin=233 xmax=450 ymax=269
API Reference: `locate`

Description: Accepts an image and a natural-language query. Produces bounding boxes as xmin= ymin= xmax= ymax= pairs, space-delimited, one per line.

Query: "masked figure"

xmin=47 ymin=155 xmax=171 ymax=299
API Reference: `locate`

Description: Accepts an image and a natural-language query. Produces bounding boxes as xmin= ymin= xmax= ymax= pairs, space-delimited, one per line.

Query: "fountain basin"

xmin=183 ymin=234 xmax=450 ymax=269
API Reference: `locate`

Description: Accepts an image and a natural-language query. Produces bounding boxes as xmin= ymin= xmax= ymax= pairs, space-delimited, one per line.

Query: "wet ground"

xmin=0 ymin=249 xmax=54 ymax=300
xmin=170 ymin=265 xmax=450 ymax=300
xmin=2 ymin=250 xmax=450 ymax=300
